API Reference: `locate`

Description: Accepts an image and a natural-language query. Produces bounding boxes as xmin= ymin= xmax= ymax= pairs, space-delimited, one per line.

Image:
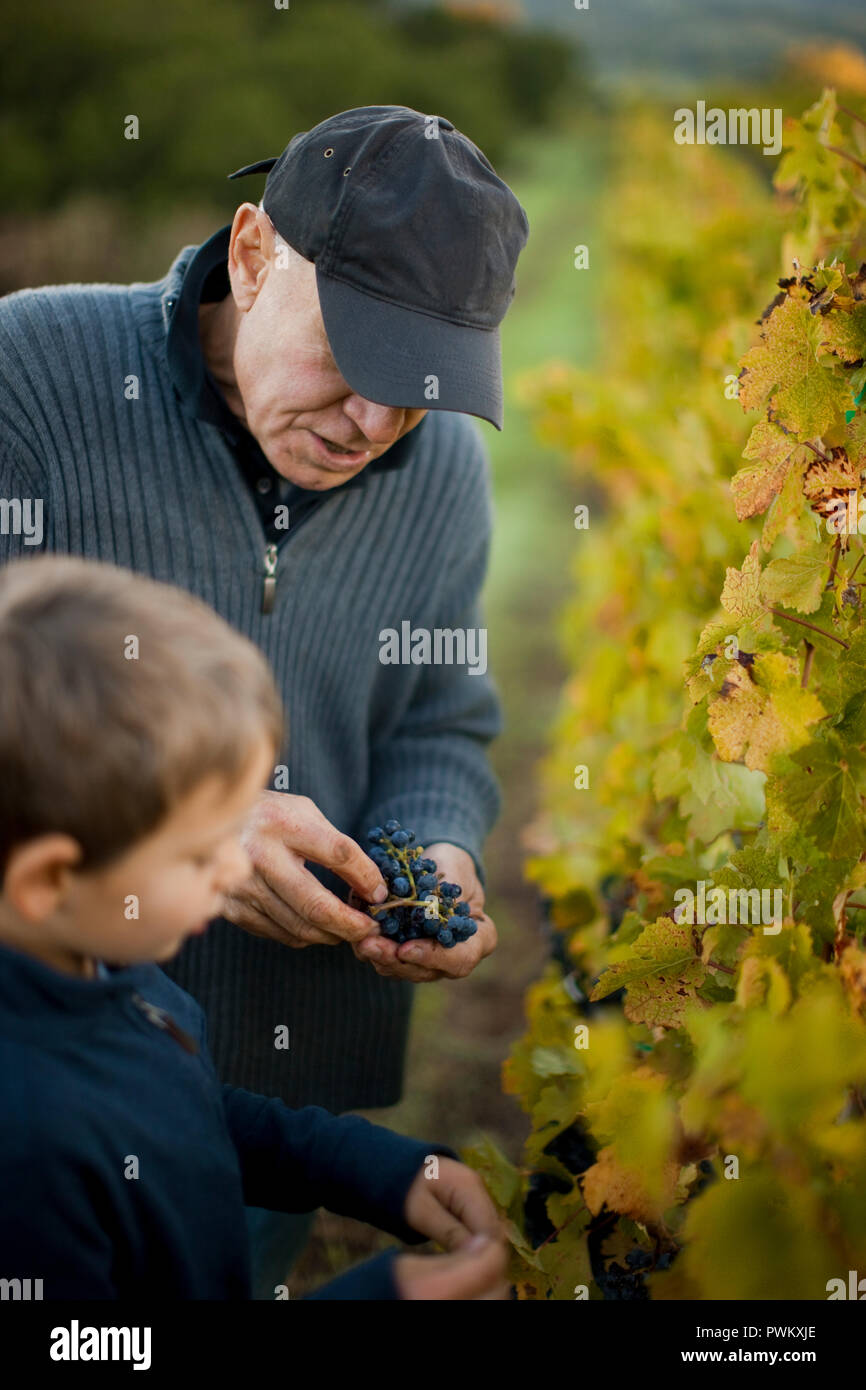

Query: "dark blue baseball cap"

xmin=228 ymin=105 xmax=530 ymax=430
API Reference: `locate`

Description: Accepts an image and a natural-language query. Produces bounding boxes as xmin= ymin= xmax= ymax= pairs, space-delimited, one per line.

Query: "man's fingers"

xmin=258 ymin=859 xmax=377 ymax=943
xmin=223 ymin=883 xmax=342 ymax=946
xmin=393 ymin=911 xmax=496 ymax=977
xmin=321 ymin=824 xmax=390 ymax=905
xmin=372 ymin=960 xmax=442 ymax=983
xmin=267 ymin=796 xmax=387 ymax=906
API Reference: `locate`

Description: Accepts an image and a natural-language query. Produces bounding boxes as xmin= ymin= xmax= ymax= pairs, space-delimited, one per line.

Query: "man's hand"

xmin=393 ymin=1236 xmax=510 ymax=1300
xmin=352 ymin=842 xmax=497 ymax=983
xmin=220 ymin=792 xmax=388 ymax=948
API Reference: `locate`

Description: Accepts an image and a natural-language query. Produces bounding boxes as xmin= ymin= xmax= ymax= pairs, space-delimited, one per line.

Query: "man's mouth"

xmin=309 ymin=430 xmax=371 ymax=467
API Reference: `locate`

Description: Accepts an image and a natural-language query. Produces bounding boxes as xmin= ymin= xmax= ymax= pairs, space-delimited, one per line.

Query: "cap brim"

xmin=315 ymin=269 xmax=504 ymax=431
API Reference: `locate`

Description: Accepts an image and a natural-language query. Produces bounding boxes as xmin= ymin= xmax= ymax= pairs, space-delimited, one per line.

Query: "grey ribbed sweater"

xmin=0 ymin=244 xmax=502 ymax=1112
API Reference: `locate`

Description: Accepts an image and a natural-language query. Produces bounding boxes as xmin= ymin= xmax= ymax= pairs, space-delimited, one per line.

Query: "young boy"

xmin=0 ymin=555 xmax=507 ymax=1300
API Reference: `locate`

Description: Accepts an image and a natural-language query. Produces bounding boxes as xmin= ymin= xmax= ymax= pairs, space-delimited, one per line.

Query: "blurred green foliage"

xmin=0 ymin=0 xmax=581 ymax=214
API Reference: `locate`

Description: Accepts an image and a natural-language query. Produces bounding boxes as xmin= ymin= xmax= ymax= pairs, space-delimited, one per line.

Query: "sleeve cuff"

xmin=303 ymin=1248 xmax=402 ymax=1300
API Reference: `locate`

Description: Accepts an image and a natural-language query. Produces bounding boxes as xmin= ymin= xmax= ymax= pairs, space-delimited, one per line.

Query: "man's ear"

xmin=2 ymin=835 xmax=83 ymax=923
xmin=228 ymin=203 xmax=275 ymax=311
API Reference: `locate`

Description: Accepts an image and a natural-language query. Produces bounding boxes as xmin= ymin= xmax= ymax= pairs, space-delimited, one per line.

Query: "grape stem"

xmin=826 ymin=534 xmax=843 ymax=590
xmin=369 ymin=897 xmax=445 ymax=915
xmin=767 ymin=606 xmax=849 ymax=649
xmin=822 ymin=142 xmax=866 ymax=175
xmin=533 ymin=1206 xmax=586 ymax=1253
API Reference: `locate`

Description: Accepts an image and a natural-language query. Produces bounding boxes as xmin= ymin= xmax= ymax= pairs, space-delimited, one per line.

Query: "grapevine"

xmin=465 ymin=90 xmax=866 ymax=1300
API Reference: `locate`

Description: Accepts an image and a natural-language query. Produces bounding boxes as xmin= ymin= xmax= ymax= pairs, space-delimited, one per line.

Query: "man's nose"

xmin=342 ymin=396 xmax=407 ymax=444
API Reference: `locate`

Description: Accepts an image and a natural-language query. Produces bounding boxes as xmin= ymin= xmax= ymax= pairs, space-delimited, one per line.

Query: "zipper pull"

xmin=131 ymin=992 xmax=199 ymax=1054
xmin=262 ymin=544 xmax=278 ymax=614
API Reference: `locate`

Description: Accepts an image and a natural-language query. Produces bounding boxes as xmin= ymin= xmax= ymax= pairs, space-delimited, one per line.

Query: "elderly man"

xmin=0 ymin=105 xmax=529 ymax=1295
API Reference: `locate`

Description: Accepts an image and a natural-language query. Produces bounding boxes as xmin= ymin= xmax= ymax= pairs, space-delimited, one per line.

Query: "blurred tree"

xmin=0 ymin=0 xmax=580 ymax=215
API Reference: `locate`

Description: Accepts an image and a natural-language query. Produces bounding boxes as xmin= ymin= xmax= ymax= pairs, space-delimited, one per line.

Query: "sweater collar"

xmin=0 ymin=936 xmax=146 ymax=1019
xmin=162 ymin=224 xmax=426 ymax=472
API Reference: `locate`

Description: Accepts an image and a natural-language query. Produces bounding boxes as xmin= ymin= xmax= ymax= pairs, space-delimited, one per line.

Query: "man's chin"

xmin=273 ymin=455 xmax=369 ymax=490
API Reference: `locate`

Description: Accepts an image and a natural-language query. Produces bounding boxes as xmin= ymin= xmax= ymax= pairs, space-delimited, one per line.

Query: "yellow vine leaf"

xmin=738 ymin=291 xmax=852 ymax=435
xmin=707 ymin=654 xmax=824 ymax=772
xmin=720 ymin=540 xmax=763 ymax=620
xmin=581 ymin=1145 xmax=679 ymax=1226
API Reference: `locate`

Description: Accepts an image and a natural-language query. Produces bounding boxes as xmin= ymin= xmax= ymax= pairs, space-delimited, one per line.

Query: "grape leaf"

xmin=761 ymin=455 xmax=809 ymax=550
xmin=590 ymin=917 xmax=706 ymax=1027
xmin=707 ymin=654 xmax=824 ymax=772
xmin=581 ymin=1145 xmax=679 ymax=1225
xmin=667 ymin=1169 xmax=840 ymax=1299
xmin=759 ymin=553 xmax=828 ymax=613
xmin=821 ymin=302 xmax=866 ymax=369
xmin=461 ymin=1137 xmax=523 ymax=1216
xmin=773 ymin=740 xmax=866 ymax=859
xmin=732 ymin=420 xmax=809 ymax=521
xmin=738 ymin=293 xmax=852 ymax=436
xmin=720 ymin=541 xmax=763 ymax=620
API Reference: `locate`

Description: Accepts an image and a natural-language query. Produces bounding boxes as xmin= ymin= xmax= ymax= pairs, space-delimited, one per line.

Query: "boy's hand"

xmin=221 ymin=792 xmax=388 ymax=948
xmin=394 ymin=1235 xmax=510 ymax=1300
xmin=352 ymin=843 xmax=497 ymax=983
xmin=403 ymin=1156 xmax=503 ymax=1249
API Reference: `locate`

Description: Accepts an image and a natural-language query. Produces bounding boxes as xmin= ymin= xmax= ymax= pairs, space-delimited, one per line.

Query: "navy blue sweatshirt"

xmin=0 ymin=940 xmax=458 ymax=1299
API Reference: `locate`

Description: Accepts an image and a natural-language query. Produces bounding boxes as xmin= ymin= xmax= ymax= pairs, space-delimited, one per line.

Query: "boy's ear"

xmin=2 ymin=835 xmax=83 ymax=922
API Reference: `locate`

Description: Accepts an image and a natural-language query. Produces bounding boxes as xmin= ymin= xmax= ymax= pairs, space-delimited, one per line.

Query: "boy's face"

xmin=53 ymin=737 xmax=275 ymax=974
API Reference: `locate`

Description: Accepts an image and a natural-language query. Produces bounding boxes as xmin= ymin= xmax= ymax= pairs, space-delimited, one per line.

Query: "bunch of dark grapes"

xmin=542 ymin=1120 xmax=597 ymax=1176
xmin=523 ymin=1171 xmax=572 ymax=1249
xmin=364 ymin=820 xmax=478 ymax=949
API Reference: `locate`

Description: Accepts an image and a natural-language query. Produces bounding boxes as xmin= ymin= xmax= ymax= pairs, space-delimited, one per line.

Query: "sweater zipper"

xmin=262 ymin=543 xmax=278 ymax=614
xmin=131 ymin=992 xmax=199 ymax=1054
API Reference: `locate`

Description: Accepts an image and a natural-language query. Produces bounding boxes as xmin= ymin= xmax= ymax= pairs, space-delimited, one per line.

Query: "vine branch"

xmin=823 ymin=142 xmax=866 ymax=175
xmin=768 ymin=607 xmax=849 ymax=648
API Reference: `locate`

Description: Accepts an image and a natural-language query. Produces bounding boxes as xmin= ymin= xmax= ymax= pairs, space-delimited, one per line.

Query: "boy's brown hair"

xmin=0 ymin=555 xmax=284 ymax=877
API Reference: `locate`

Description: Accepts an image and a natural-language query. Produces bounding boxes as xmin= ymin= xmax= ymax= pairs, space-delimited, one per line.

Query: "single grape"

xmin=626 ymin=1250 xmax=652 ymax=1270
xmin=419 ymin=858 xmax=437 ymax=872
xmin=391 ymin=829 xmax=410 ymax=848
xmin=391 ymin=875 xmax=410 ymax=897
xmin=380 ymin=916 xmax=400 ymax=938
xmin=367 ymin=826 xmax=385 ymax=844
xmin=436 ymin=927 xmax=454 ymax=947
xmin=384 ymin=818 xmax=400 ymax=835
xmin=415 ymin=873 xmax=438 ymax=894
